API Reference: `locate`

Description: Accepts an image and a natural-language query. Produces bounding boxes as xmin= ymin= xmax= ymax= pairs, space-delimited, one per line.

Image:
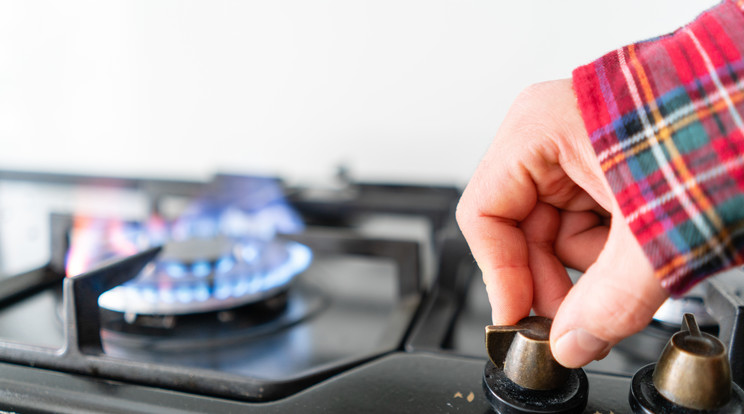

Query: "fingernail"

xmin=554 ymin=328 xmax=609 ymax=368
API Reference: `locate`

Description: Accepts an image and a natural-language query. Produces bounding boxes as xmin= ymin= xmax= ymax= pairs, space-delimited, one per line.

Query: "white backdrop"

xmin=0 ymin=0 xmax=718 ymax=186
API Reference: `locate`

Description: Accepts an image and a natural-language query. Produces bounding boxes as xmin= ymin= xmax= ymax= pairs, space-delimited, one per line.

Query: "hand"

xmin=456 ymin=79 xmax=669 ymax=368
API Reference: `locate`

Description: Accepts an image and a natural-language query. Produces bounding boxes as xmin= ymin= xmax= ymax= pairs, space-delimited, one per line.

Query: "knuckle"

xmin=517 ymin=81 xmax=552 ymax=101
xmin=455 ymin=195 xmax=473 ymax=229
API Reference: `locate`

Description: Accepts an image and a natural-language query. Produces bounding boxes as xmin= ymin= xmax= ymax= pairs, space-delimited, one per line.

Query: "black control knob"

xmin=630 ymin=313 xmax=744 ymax=413
xmin=482 ymin=316 xmax=588 ymax=414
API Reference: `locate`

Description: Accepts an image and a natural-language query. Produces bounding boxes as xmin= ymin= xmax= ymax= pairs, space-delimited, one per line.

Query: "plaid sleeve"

xmin=572 ymin=0 xmax=744 ymax=295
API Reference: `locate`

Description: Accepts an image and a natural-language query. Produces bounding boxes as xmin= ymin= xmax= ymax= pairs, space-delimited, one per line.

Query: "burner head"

xmin=160 ymin=237 xmax=234 ymax=264
xmin=97 ymin=237 xmax=312 ymax=316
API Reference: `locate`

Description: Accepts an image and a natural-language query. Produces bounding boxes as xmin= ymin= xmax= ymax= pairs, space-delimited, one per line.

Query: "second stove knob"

xmin=654 ymin=313 xmax=730 ymax=409
xmin=630 ymin=313 xmax=744 ymax=413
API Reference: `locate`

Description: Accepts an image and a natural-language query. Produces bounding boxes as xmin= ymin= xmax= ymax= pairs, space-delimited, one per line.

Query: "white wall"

xmin=0 ymin=0 xmax=718 ymax=186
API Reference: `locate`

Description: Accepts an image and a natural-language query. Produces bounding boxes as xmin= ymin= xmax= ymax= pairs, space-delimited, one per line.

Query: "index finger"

xmin=457 ymin=80 xmax=598 ymax=325
xmin=456 ymin=140 xmax=538 ymax=325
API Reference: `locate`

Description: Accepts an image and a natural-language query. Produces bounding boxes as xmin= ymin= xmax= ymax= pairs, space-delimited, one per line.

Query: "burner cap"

xmin=160 ymin=236 xmax=234 ymax=264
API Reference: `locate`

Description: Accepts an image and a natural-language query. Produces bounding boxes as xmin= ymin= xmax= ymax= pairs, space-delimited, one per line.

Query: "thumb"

xmin=549 ymin=213 xmax=669 ymax=368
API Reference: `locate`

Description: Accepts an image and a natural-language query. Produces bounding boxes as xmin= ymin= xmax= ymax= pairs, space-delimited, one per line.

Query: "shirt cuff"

xmin=572 ymin=0 xmax=744 ymax=295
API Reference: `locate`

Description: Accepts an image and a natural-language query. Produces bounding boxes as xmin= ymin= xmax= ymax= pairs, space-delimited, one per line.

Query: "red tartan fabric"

xmin=572 ymin=0 xmax=744 ymax=295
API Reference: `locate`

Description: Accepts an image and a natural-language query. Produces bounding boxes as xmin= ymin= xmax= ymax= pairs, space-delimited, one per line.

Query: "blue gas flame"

xmin=67 ymin=175 xmax=313 ymax=315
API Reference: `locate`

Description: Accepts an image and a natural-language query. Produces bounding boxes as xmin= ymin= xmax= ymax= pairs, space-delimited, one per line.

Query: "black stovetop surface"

xmin=0 ymin=170 xmax=741 ymax=413
xmin=0 ymin=353 xmax=633 ymax=414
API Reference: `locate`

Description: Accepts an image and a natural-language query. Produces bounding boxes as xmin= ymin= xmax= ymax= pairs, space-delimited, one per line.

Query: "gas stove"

xmin=0 ymin=170 xmax=741 ymax=413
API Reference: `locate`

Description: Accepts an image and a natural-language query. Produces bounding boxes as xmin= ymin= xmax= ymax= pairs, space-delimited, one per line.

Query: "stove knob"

xmin=629 ymin=313 xmax=744 ymax=413
xmin=482 ymin=316 xmax=588 ymax=414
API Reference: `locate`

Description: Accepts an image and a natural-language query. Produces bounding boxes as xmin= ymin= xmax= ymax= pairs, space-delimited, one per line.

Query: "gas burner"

xmin=98 ymin=236 xmax=312 ymax=316
xmin=100 ymin=286 xmax=327 ymax=351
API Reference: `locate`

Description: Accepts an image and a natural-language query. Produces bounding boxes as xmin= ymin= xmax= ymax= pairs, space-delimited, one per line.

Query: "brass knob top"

xmin=652 ymin=313 xmax=732 ymax=410
xmin=485 ymin=316 xmax=569 ymax=390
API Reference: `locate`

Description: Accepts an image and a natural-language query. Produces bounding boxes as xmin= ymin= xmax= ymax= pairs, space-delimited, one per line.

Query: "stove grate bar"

xmin=0 ymin=247 xmax=374 ymax=401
